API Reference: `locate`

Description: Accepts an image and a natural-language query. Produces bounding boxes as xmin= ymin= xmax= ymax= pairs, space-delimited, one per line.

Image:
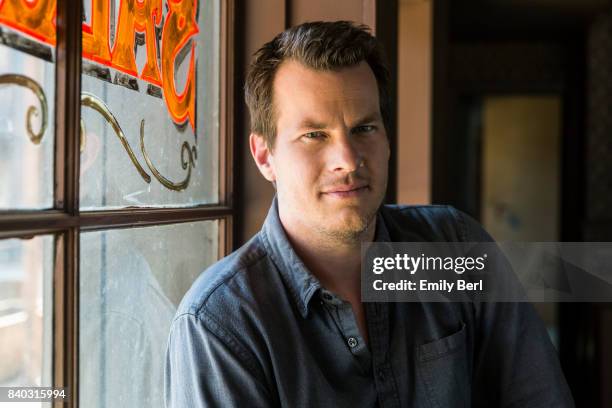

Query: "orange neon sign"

xmin=0 ymin=0 xmax=199 ymax=129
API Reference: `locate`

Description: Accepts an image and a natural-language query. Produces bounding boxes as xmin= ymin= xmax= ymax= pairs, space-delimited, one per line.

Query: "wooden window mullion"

xmin=54 ymin=0 xmax=82 ymax=405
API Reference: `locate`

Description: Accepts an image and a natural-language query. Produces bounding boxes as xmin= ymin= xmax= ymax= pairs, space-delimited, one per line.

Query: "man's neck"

xmin=279 ymin=211 xmax=377 ymax=301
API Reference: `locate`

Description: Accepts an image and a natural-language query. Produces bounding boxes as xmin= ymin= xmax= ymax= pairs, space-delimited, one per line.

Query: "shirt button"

xmin=347 ymin=337 xmax=358 ymax=348
xmin=377 ymin=369 xmax=385 ymax=382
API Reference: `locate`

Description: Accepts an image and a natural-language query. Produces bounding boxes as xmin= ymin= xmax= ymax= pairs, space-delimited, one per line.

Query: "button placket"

xmin=366 ymin=303 xmax=401 ymax=407
xmin=377 ymin=368 xmax=385 ymax=382
xmin=319 ymin=290 xmax=370 ymax=370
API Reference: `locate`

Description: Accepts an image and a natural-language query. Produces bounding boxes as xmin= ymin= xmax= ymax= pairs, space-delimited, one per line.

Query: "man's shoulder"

xmin=380 ymin=203 xmax=493 ymax=243
xmin=175 ymin=234 xmax=270 ymax=318
xmin=383 ymin=203 xmax=456 ymax=218
xmin=380 ymin=204 xmax=465 ymax=241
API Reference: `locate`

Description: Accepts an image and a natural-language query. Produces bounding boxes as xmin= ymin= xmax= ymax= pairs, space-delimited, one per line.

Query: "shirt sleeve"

xmin=454 ymin=209 xmax=575 ymax=407
xmin=164 ymin=312 xmax=274 ymax=408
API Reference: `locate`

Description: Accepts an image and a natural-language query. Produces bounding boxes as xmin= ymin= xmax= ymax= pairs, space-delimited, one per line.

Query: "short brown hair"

xmin=244 ymin=20 xmax=390 ymax=147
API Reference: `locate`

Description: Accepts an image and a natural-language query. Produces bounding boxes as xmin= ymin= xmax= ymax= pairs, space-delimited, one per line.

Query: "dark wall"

xmin=433 ymin=1 xmax=612 ymax=406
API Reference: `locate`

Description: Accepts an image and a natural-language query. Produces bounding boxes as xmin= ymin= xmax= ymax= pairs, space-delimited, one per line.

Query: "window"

xmin=0 ymin=0 xmax=234 ymax=406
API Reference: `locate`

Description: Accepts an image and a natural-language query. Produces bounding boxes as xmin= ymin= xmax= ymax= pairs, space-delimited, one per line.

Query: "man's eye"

xmin=303 ymin=131 xmax=325 ymax=140
xmin=353 ymin=125 xmax=376 ymax=134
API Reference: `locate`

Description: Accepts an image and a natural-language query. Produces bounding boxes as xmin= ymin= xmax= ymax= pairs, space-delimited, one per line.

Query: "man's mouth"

xmin=322 ymin=184 xmax=370 ymax=198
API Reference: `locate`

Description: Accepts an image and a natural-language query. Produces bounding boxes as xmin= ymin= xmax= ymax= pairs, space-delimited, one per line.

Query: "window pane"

xmin=79 ymin=0 xmax=221 ymax=209
xmin=0 ymin=2 xmax=56 ymax=209
xmin=0 ymin=236 xmax=54 ymax=407
xmin=79 ymin=221 xmax=219 ymax=407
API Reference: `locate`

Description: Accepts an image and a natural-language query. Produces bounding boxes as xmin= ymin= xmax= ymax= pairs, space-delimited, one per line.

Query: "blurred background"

xmin=1 ymin=0 xmax=611 ymax=407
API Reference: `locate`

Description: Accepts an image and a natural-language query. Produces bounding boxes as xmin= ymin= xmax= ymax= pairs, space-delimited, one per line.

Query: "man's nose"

xmin=328 ymin=132 xmax=362 ymax=173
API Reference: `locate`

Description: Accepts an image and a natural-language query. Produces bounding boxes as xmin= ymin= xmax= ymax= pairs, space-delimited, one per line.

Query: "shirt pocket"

xmin=416 ymin=323 xmax=470 ymax=408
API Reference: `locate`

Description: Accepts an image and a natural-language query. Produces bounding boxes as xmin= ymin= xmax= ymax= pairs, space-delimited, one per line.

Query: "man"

xmin=165 ymin=21 xmax=573 ymax=407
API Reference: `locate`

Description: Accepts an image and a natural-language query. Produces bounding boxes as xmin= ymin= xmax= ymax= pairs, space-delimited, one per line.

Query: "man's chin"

xmin=318 ymin=210 xmax=376 ymax=242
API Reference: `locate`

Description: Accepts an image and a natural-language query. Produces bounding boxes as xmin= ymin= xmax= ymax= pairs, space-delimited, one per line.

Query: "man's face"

xmin=252 ymin=60 xmax=390 ymax=242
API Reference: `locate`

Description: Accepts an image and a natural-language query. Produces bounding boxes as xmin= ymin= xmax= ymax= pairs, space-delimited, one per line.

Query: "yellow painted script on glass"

xmin=0 ymin=0 xmax=199 ymax=129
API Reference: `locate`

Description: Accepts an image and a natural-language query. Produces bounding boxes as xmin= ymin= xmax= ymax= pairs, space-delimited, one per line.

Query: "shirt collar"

xmin=259 ymin=196 xmax=390 ymax=318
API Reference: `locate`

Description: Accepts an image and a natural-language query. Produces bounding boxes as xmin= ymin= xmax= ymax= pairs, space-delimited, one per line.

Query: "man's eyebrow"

xmin=297 ymin=119 xmax=327 ymax=131
xmin=296 ymin=112 xmax=382 ymax=131
xmin=352 ymin=112 xmax=382 ymax=126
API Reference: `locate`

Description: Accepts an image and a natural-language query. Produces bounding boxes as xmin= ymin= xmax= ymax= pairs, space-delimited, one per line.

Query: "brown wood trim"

xmin=220 ymin=0 xmax=232 ymax=207
xmin=218 ymin=216 xmax=233 ymax=259
xmin=55 ymin=0 xmax=82 ymax=216
xmin=220 ymin=0 xmax=236 ymax=252
xmin=371 ymin=0 xmax=398 ymax=204
xmin=362 ymin=0 xmax=376 ymax=31
xmin=79 ymin=206 xmax=233 ymax=231
xmin=52 ymin=230 xmax=78 ymax=408
xmin=0 ymin=206 xmax=232 ymax=238
xmin=53 ymin=51 xmax=65 ymax=209
xmin=52 ymin=233 xmax=66 ymax=408
xmin=0 ymin=212 xmax=75 ymax=239
xmin=359 ymin=0 xmax=400 ymax=204
xmin=67 ymin=228 xmax=79 ymax=408
xmin=232 ymin=0 xmax=246 ymax=248
xmin=54 ymin=0 xmax=82 ymax=403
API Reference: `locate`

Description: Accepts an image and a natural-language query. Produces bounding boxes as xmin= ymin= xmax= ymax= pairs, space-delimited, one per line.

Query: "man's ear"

xmin=249 ymin=133 xmax=276 ymax=182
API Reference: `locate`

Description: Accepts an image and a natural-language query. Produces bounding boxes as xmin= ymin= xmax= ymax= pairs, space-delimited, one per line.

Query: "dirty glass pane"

xmin=79 ymin=221 xmax=219 ymax=407
xmin=481 ymin=95 xmax=561 ymax=242
xmin=0 ymin=1 xmax=56 ymax=210
xmin=79 ymin=0 xmax=220 ymax=209
xmin=481 ymin=95 xmax=562 ymax=348
xmin=0 ymin=236 xmax=54 ymax=407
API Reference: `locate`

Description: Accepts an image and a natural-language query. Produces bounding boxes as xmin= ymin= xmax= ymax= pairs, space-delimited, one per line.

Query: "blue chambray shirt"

xmin=164 ymin=197 xmax=574 ymax=407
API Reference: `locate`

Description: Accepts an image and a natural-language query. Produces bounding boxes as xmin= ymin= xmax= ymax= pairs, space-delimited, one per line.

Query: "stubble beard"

xmin=314 ymin=173 xmax=382 ymax=244
xmin=315 ymin=206 xmax=378 ymax=246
